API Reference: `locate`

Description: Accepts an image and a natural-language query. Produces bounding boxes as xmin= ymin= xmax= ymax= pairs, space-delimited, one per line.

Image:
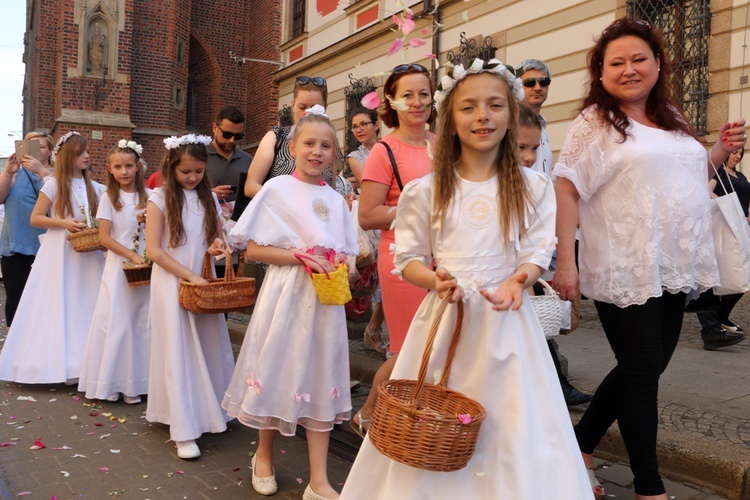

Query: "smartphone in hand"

xmin=15 ymin=140 xmax=41 ymax=160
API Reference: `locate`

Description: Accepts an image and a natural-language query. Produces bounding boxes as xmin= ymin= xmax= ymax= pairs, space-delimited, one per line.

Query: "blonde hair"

xmin=432 ymin=73 xmax=530 ymax=242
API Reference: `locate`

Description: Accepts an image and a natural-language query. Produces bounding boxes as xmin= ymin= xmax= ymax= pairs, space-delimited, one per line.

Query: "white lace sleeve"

xmin=553 ymin=108 xmax=615 ymax=202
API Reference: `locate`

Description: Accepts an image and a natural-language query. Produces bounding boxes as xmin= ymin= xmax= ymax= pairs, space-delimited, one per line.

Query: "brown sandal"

xmin=350 ymin=410 xmax=371 ymax=438
xmin=364 ymin=326 xmax=388 ymax=354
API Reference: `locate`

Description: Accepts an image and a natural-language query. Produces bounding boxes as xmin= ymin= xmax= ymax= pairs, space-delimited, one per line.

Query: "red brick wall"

xmin=26 ymin=0 xmax=282 ymax=169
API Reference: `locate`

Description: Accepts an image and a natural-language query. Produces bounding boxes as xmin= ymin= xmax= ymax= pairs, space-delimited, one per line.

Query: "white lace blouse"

xmin=553 ymin=106 xmax=719 ymax=307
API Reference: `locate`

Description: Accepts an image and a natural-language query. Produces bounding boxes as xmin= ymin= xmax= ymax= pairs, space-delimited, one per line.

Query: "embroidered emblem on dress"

xmin=312 ymin=198 xmax=329 ymax=221
xmin=462 ymin=194 xmax=495 ymax=228
xmin=187 ymin=197 xmax=205 ymax=216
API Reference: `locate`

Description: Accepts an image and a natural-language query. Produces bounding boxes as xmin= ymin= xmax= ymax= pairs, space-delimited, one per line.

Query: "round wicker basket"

xmin=66 ymin=228 xmax=105 ymax=252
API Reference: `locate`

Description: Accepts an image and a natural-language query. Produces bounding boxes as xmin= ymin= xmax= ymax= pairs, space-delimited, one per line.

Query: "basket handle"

xmin=536 ymin=278 xmax=557 ymax=297
xmin=202 ymin=249 xmax=235 ymax=281
xmin=294 ymin=252 xmax=331 ymax=279
xmin=412 ymin=295 xmax=464 ymax=405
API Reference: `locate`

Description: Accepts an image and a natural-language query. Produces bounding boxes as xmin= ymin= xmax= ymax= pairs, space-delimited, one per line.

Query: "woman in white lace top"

xmin=552 ymin=18 xmax=746 ymax=500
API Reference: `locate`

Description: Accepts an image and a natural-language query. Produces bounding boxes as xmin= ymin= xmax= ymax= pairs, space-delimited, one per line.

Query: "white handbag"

xmin=530 ymin=279 xmax=563 ymax=339
xmin=710 ymin=162 xmax=750 ymax=295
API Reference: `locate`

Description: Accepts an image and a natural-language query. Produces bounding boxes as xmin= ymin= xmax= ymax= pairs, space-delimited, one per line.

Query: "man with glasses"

xmin=208 ymin=105 xmax=253 ymax=203
xmin=517 ymin=59 xmax=553 ymax=176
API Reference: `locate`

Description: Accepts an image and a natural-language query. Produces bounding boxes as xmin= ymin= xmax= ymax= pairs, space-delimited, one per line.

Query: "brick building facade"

xmin=22 ymin=0 xmax=281 ymax=181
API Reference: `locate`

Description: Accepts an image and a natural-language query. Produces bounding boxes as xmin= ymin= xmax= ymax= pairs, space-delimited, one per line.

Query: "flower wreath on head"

xmin=162 ymin=134 xmax=212 ymax=150
xmin=305 ymin=104 xmax=329 ymax=118
xmin=117 ymin=139 xmax=144 ymax=157
xmin=433 ymin=58 xmax=524 ymax=105
xmin=51 ymin=130 xmax=81 ymax=162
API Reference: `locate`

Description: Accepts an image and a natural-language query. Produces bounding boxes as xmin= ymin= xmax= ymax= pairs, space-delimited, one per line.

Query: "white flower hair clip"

xmin=163 ymin=134 xmax=212 ymax=150
xmin=51 ymin=131 xmax=81 ymax=162
xmin=433 ymin=58 xmax=524 ymax=106
xmin=117 ymin=139 xmax=144 ymax=157
xmin=305 ymin=104 xmax=329 ymax=118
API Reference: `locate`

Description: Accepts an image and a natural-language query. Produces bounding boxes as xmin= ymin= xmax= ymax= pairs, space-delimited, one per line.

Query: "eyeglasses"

xmin=392 ymin=63 xmax=429 ymax=75
xmin=216 ymin=125 xmax=244 ymax=141
xmin=351 ymin=121 xmax=373 ymax=132
xmin=295 ymin=76 xmax=327 ymax=87
xmin=522 ymin=77 xmax=551 ymax=88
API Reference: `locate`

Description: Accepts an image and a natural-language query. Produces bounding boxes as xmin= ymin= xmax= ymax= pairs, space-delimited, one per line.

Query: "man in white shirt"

xmin=517 ymin=59 xmax=553 ymax=177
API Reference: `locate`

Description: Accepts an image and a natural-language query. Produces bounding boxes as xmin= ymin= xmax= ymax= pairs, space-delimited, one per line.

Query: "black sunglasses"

xmin=216 ymin=125 xmax=244 ymax=141
xmin=392 ymin=64 xmax=429 ymax=75
xmin=522 ymin=77 xmax=551 ymax=88
xmin=296 ymin=76 xmax=327 ymax=87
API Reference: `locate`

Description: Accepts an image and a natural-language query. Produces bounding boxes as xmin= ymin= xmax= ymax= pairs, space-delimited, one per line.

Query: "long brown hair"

xmin=582 ymin=17 xmax=694 ymax=140
xmin=105 ymin=145 xmax=148 ymax=211
xmin=159 ymin=143 xmax=219 ymax=248
xmin=433 ymin=72 xmax=530 ymax=242
xmin=53 ymin=133 xmax=99 ymax=221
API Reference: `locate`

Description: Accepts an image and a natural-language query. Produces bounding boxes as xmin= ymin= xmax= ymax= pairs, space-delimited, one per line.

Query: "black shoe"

xmin=702 ymin=329 xmax=744 ymax=350
xmin=561 ymin=380 xmax=593 ymax=406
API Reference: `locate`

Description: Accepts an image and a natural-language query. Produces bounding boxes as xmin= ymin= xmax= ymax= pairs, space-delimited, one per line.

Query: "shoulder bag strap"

xmin=378 ymin=140 xmax=403 ymax=191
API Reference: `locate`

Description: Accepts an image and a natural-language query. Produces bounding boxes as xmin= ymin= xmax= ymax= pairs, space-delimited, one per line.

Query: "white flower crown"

xmin=117 ymin=139 xmax=144 ymax=156
xmin=163 ymin=134 xmax=212 ymax=150
xmin=305 ymin=104 xmax=329 ymax=118
xmin=51 ymin=131 xmax=81 ymax=161
xmin=433 ymin=58 xmax=524 ymax=105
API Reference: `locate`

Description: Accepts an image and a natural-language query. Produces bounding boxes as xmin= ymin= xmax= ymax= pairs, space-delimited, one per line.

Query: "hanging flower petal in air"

xmin=361 ymin=91 xmax=381 ymax=110
xmin=391 ymin=14 xmax=402 ymax=28
xmin=425 ymin=53 xmax=437 ymax=60
xmin=409 ymin=38 xmax=428 ymax=48
xmin=387 ymin=38 xmax=404 ymax=58
xmin=401 ymin=16 xmax=416 ymax=36
xmin=422 ymin=28 xmax=430 ymax=35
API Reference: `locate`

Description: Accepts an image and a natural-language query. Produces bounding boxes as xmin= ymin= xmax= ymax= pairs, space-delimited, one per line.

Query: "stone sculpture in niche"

xmin=87 ymin=22 xmax=107 ymax=75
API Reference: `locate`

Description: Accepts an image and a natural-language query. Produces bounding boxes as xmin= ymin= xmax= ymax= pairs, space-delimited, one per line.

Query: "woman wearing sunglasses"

xmin=350 ymin=63 xmax=435 ymax=437
xmin=244 ymin=76 xmax=344 ymax=198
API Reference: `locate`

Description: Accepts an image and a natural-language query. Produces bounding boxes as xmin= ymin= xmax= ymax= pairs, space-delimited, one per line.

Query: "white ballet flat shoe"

xmin=106 ymin=393 xmax=120 ymax=402
xmin=175 ymin=440 xmax=201 ymax=459
xmin=303 ymin=483 xmax=338 ymax=500
xmin=251 ymin=454 xmax=277 ymax=495
xmin=123 ymin=395 xmax=141 ymax=405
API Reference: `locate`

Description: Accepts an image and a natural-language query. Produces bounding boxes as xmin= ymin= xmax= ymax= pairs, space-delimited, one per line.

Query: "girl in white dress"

xmin=78 ymin=140 xmax=151 ymax=404
xmin=224 ymin=108 xmax=357 ymax=500
xmin=0 ymin=132 xmax=105 ymax=384
xmin=145 ymin=134 xmax=234 ymax=460
xmin=340 ymin=61 xmax=592 ymax=499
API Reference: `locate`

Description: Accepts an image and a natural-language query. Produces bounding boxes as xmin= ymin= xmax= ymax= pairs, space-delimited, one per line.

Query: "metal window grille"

xmin=292 ymin=0 xmax=305 ymax=39
xmin=627 ymin=0 xmax=711 ymax=135
xmin=343 ymin=73 xmax=377 ymax=162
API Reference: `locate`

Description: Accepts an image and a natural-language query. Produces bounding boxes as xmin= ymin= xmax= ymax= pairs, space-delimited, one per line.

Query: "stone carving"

xmin=88 ymin=22 xmax=107 ymax=75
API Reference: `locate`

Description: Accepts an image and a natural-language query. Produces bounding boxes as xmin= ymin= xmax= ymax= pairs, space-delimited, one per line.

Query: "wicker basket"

xmin=123 ymin=262 xmax=152 ymax=288
xmin=179 ymin=251 xmax=256 ymax=314
xmin=368 ymin=297 xmax=486 ymax=472
xmin=295 ymin=253 xmax=352 ymax=305
xmin=530 ymin=278 xmax=563 ymax=339
xmin=66 ymin=227 xmax=105 ymax=252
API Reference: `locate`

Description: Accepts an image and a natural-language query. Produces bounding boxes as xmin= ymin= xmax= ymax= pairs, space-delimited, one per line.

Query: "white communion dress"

xmin=78 ymin=191 xmax=151 ymax=400
xmin=223 ymin=175 xmax=358 ymax=435
xmin=0 ymin=177 xmax=105 ymax=383
xmin=340 ymin=171 xmax=593 ymax=500
xmin=145 ymin=188 xmax=235 ymax=442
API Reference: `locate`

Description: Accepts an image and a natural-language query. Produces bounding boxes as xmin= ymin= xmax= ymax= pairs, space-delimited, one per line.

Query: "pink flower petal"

xmin=32 ymin=438 xmax=46 ymax=449
xmin=296 ymin=477 xmax=304 ymax=484
xmin=99 ymin=467 xmax=109 ymax=472
xmin=176 ymin=469 xmax=185 ymax=474
xmin=361 ymin=91 xmax=381 ymax=110
xmin=401 ymin=18 xmax=416 ymax=36
xmin=387 ymin=38 xmax=404 ymax=58
xmin=457 ymin=414 xmax=472 ymax=425
xmin=422 ymin=28 xmax=430 ymax=35
xmin=425 ymin=53 xmax=437 ymax=59
xmin=0 ymin=442 xmax=16 ymax=447
xmin=391 ymin=14 xmax=402 ymax=27
xmin=409 ymin=38 xmax=428 ymax=48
